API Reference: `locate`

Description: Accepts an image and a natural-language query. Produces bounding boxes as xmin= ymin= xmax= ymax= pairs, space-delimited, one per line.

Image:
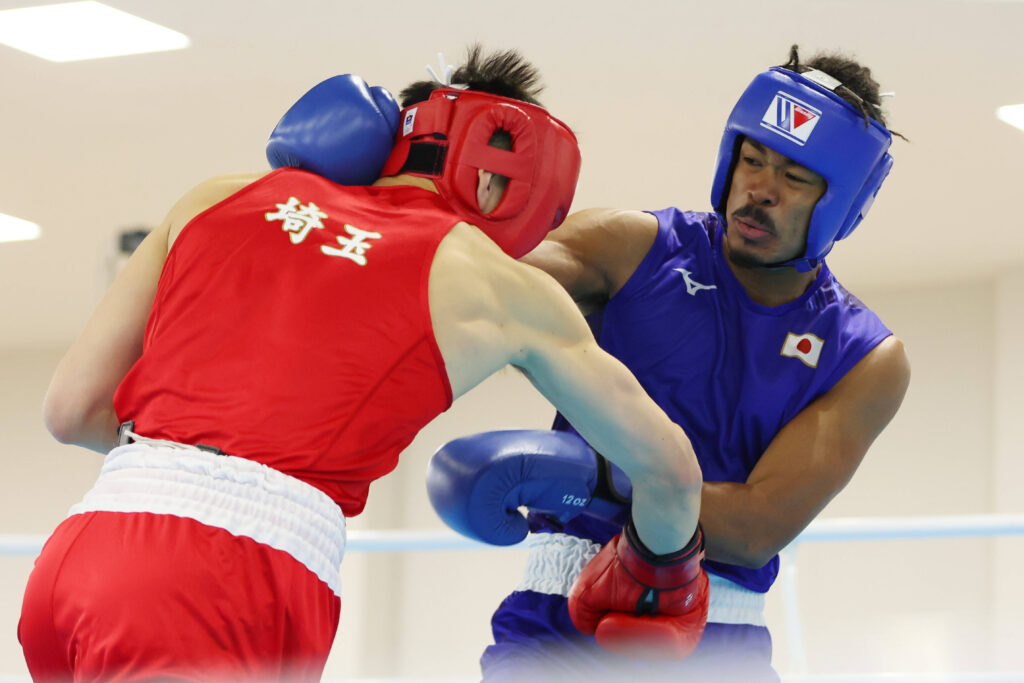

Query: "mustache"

xmin=731 ymin=205 xmax=776 ymax=234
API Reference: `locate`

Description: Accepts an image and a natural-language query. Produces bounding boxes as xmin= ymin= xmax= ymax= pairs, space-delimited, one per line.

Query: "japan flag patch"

xmin=781 ymin=332 xmax=824 ymax=368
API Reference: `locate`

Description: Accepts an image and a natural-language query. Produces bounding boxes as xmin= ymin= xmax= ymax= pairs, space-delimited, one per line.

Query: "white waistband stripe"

xmin=515 ymin=532 xmax=766 ymax=627
xmin=516 ymin=532 xmax=602 ymax=596
xmin=69 ymin=442 xmax=346 ymax=596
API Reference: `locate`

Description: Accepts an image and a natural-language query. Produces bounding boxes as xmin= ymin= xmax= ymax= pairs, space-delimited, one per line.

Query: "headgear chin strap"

xmin=380 ymin=89 xmax=582 ymax=258
xmin=710 ymin=67 xmax=894 ymax=272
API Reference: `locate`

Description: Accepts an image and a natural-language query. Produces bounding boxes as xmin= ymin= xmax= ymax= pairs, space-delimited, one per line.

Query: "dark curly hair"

xmin=399 ymin=44 xmax=544 ymax=108
xmin=780 ymin=44 xmax=904 ymax=139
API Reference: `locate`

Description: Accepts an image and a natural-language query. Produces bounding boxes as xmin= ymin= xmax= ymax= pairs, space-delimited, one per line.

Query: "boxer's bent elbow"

xmin=43 ymin=392 xmax=113 ymax=449
xmin=710 ymin=528 xmax=790 ymax=569
xmin=43 ymin=395 xmax=87 ymax=445
xmin=728 ymin=542 xmax=779 ymax=569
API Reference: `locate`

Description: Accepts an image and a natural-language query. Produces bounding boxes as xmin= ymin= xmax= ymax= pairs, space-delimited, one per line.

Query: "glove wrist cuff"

xmin=619 ymin=519 xmax=704 ymax=589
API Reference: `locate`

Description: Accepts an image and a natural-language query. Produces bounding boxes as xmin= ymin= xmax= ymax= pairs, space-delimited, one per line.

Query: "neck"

xmin=371 ymin=174 xmax=439 ymax=194
xmin=723 ymin=241 xmax=820 ymax=307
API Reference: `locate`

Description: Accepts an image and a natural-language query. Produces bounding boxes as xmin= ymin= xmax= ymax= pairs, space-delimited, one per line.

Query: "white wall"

xmin=991 ymin=269 xmax=1024 ymax=670
xmin=2 ymin=270 xmax=1023 ymax=679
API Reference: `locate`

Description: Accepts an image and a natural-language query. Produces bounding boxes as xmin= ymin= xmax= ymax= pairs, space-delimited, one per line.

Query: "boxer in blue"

xmin=426 ymin=46 xmax=911 ymax=681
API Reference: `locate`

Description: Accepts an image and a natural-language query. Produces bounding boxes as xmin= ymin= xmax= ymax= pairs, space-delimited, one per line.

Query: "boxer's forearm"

xmin=493 ymin=254 xmax=702 ymax=555
xmin=630 ymin=473 xmax=701 ymax=556
xmin=699 ymin=479 xmax=829 ymax=568
xmin=697 ymin=481 xmax=790 ymax=567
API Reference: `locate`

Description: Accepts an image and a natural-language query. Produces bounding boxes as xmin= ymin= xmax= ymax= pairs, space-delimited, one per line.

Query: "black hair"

xmin=397 ymin=45 xmax=544 ymax=188
xmin=399 ymin=44 xmax=544 ymax=108
xmin=780 ymin=44 xmax=904 ymax=140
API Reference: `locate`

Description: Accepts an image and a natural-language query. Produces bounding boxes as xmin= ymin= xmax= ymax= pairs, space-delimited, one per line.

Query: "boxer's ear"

xmin=475 ymin=169 xmax=508 ymax=215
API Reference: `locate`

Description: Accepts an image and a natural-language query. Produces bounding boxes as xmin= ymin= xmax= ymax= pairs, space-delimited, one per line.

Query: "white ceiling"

xmin=1 ymin=0 xmax=1022 ymax=351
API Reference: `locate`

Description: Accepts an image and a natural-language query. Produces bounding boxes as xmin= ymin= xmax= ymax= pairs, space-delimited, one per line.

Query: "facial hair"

xmin=727 ymin=204 xmax=804 ymax=269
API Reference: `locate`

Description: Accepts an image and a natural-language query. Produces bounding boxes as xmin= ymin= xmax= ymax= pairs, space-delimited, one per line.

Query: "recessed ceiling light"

xmin=0 ymin=214 xmax=41 ymax=243
xmin=997 ymin=104 xmax=1024 ymax=132
xmin=0 ymin=1 xmax=189 ymax=62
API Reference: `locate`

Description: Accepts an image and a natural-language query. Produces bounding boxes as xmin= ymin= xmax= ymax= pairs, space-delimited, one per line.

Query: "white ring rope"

xmin=2 ymin=514 xmax=1023 ymax=557
xmin=790 ymin=513 xmax=1024 ymax=542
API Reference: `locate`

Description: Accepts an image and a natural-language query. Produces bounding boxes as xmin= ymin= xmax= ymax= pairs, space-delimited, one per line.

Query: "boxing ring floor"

xmin=2 ymin=513 xmax=1022 ymax=682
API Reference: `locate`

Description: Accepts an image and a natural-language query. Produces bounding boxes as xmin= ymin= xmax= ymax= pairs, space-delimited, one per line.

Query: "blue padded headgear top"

xmin=710 ymin=67 xmax=894 ymax=272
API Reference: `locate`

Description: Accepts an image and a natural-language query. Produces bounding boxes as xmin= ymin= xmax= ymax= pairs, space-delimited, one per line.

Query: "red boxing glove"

xmin=568 ymin=520 xmax=709 ymax=660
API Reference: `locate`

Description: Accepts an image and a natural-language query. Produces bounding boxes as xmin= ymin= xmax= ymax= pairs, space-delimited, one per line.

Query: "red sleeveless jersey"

xmin=114 ymin=168 xmax=457 ymax=515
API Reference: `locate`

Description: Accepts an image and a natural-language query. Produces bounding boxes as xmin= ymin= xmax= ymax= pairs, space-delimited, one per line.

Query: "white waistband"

xmin=69 ymin=441 xmax=346 ymax=597
xmin=516 ymin=532 xmax=766 ymax=627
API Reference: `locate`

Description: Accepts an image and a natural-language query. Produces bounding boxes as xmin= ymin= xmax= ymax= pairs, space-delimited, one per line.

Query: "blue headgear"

xmin=710 ymin=67 xmax=894 ymax=272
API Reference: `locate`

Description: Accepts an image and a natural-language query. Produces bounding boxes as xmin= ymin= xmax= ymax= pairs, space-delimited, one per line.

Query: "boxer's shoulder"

xmin=166 ymin=173 xmax=267 ymax=248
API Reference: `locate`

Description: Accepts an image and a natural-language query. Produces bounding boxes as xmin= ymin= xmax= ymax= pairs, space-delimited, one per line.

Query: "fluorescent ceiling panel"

xmin=997 ymin=104 xmax=1024 ymax=132
xmin=0 ymin=1 xmax=189 ymax=62
xmin=0 ymin=214 xmax=41 ymax=243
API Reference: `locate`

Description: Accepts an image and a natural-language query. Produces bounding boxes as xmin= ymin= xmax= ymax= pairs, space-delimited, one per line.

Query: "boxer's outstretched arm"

xmin=519 ymin=208 xmax=658 ymax=314
xmin=430 ymin=222 xmax=701 ymax=555
xmin=43 ymin=174 xmax=260 ymax=453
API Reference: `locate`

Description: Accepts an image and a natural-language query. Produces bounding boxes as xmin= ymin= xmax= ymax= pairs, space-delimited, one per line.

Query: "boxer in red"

xmin=20 ymin=46 xmax=707 ymax=681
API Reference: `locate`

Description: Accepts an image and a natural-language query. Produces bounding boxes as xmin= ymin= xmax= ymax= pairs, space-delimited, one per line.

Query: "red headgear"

xmin=380 ymin=89 xmax=582 ymax=258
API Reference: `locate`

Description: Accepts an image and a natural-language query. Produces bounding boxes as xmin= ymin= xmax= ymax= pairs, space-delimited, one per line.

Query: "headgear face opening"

xmin=710 ymin=67 xmax=894 ymax=272
xmin=380 ymin=89 xmax=582 ymax=258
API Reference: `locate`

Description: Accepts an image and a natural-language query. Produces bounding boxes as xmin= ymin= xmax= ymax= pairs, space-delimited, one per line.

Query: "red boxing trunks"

xmin=19 ymin=440 xmax=346 ymax=682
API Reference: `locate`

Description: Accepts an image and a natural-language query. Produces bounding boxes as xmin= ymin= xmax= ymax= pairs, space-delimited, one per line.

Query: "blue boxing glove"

xmin=266 ymin=74 xmax=400 ymax=186
xmin=426 ymin=429 xmax=633 ymax=546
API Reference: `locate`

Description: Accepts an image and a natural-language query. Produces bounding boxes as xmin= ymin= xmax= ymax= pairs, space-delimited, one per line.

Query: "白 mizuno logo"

xmin=760 ymin=92 xmax=822 ymax=146
xmin=673 ymin=268 xmax=717 ymax=296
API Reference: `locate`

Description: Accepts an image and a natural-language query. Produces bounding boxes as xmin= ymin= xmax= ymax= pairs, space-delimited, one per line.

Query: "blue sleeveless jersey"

xmin=531 ymin=208 xmax=891 ymax=593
